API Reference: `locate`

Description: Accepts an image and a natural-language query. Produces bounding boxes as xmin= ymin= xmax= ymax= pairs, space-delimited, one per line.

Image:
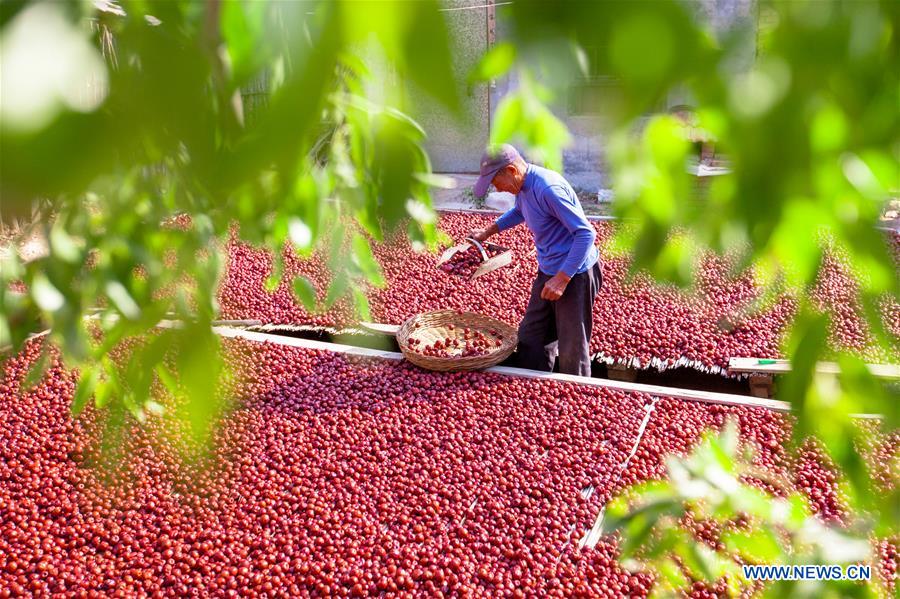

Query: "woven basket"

xmin=397 ymin=310 xmax=518 ymax=372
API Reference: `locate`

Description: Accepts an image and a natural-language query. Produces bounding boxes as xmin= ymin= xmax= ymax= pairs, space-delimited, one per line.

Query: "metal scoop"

xmin=436 ymin=237 xmax=513 ymax=281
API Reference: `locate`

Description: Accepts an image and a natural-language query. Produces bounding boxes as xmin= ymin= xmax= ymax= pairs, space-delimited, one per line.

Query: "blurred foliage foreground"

xmin=0 ymin=1 xmax=897 ymax=597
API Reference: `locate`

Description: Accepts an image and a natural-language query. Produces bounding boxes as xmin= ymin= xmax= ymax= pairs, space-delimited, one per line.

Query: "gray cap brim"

xmin=473 ymin=167 xmax=501 ymax=198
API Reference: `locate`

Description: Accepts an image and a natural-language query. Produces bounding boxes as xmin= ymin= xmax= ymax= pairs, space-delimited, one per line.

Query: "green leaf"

xmin=675 ymin=539 xmax=710 ymax=580
xmin=413 ymin=172 xmax=457 ymax=189
xmin=264 ymin=274 xmax=280 ymax=293
xmin=0 ymin=0 xmax=28 ymax=29
xmin=489 ymin=73 xmax=572 ymax=172
xmin=0 ymin=316 xmax=11 ymax=349
xmin=489 ymin=93 xmax=524 ymax=147
xmin=94 ymin=381 xmax=114 ymax=409
xmin=642 ymin=525 xmax=689 ymax=561
xmin=72 ymin=365 xmax=99 ymax=416
xmin=324 ymin=271 xmax=349 ymax=310
xmin=220 ymin=0 xmax=272 ymax=87
xmin=264 ymin=252 xmax=285 ymax=293
xmin=713 ymin=418 xmax=740 ymax=470
xmin=658 ymin=557 xmax=690 ymax=591
xmin=384 ymin=108 xmax=427 ymax=140
xmin=220 ymin=3 xmax=341 ymax=188
xmin=0 ymin=250 xmax=24 ymax=281
xmin=351 ymin=286 xmax=371 ymax=321
xmin=405 ymin=198 xmax=437 ymax=226
xmin=32 ymin=273 xmax=65 ymax=312
xmin=122 ymin=391 xmax=146 ymax=423
xmin=105 ymin=280 xmax=141 ymax=320
xmin=609 ymin=10 xmax=677 ymax=84
xmin=731 ymin=485 xmax=774 ymax=520
xmin=292 ymin=276 xmax=318 ymax=313
xmin=288 ymin=217 xmax=313 ymax=251
xmin=337 ymin=51 xmax=370 ymax=79
xmin=837 ymin=354 xmax=894 ymax=428
xmin=782 ymin=494 xmax=811 ymax=528
xmin=124 ymin=330 xmax=175 ymax=415
xmin=770 ymin=202 xmax=826 ymax=288
xmin=372 ymin=116 xmax=420 ymax=229
xmin=722 ymin=527 xmax=782 ymax=563
xmin=351 ymin=233 xmax=385 ymax=287
xmin=780 ymin=309 xmax=830 ymax=417
xmin=21 ymin=346 xmax=49 ymax=393
xmin=603 ymin=496 xmax=681 ymax=543
xmin=398 ymin=0 xmax=460 ymax=113
xmin=144 ymin=400 xmax=165 ymax=416
xmin=810 ymin=103 xmax=847 ymax=153
xmin=155 ymin=364 xmax=180 ymax=396
xmin=620 ymin=510 xmax=667 ymax=558
xmin=645 ymin=115 xmax=689 ymax=168
xmin=354 ymin=205 xmax=383 ymax=243
xmin=470 ymin=42 xmax=516 ymax=82
xmin=49 ymin=221 xmax=81 ymax=263
xmin=170 ymin=324 xmax=223 ymax=444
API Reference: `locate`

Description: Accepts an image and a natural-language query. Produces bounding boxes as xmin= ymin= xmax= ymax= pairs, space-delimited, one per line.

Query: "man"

xmin=470 ymin=144 xmax=601 ymax=376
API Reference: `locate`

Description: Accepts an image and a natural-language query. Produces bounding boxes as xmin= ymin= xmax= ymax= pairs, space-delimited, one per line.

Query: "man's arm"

xmin=470 ymin=222 xmax=499 ymax=242
xmin=545 ymin=185 xmax=595 ymax=277
xmin=471 ymin=205 xmax=524 ymax=242
xmin=540 ymin=185 xmax=596 ymax=300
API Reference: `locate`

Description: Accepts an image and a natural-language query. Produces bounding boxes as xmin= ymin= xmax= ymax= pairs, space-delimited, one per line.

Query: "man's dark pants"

xmin=516 ymin=261 xmax=602 ymax=376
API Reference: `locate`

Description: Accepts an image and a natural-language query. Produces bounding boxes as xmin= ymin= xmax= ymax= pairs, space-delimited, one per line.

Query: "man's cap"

xmin=474 ymin=144 xmax=521 ymax=198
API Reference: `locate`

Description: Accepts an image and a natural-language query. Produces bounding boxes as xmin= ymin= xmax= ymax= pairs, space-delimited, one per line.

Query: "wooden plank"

xmin=359 ymin=322 xmax=400 ymax=335
xmin=728 ymin=357 xmax=900 ymax=379
xmin=96 ymin=313 xmax=262 ymax=328
xmin=211 ymin=319 xmax=262 ymax=327
xmin=687 ymin=163 xmax=731 ymax=177
xmin=213 ymin=326 xmax=403 ymax=361
xmin=486 ymin=365 xmax=792 ymax=413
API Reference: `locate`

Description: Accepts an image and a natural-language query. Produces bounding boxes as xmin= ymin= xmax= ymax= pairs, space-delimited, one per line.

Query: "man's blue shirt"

xmin=495 ymin=164 xmax=599 ymax=277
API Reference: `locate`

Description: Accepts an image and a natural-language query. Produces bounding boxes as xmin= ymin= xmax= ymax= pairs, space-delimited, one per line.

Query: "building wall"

xmin=410 ymin=0 xmax=491 ymax=174
xmin=433 ymin=0 xmax=757 ymax=189
xmin=239 ymin=2 xmax=756 ymax=181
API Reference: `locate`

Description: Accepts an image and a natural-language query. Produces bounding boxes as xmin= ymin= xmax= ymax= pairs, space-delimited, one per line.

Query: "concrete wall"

xmin=242 ymin=2 xmax=756 ymax=181
xmin=486 ymin=4 xmax=615 ymax=190
xmin=241 ymin=1 xmax=756 ymax=181
xmin=410 ymin=0 xmax=491 ymax=174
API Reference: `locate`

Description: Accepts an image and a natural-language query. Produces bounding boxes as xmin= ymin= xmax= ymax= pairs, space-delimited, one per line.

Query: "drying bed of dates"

xmin=218 ymin=213 xmax=900 ymax=375
xmin=1 ymin=338 xmax=896 ymax=597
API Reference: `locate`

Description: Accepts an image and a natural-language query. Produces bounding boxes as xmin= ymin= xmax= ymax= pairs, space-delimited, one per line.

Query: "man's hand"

xmin=469 ymin=223 xmax=499 ymax=243
xmin=541 ymin=272 xmax=571 ymax=301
